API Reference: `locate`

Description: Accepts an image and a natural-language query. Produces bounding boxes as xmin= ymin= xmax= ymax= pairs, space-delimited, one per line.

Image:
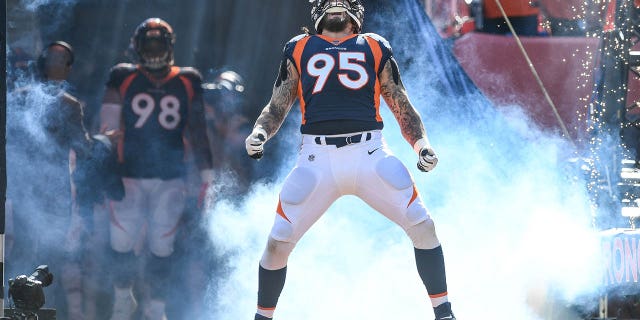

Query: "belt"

xmin=314 ymin=132 xmax=372 ymax=148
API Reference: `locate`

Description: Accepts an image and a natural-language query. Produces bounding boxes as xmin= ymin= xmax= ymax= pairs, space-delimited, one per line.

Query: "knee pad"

xmin=406 ymin=218 xmax=440 ymax=249
xmin=406 ymin=194 xmax=429 ymax=225
xmin=271 ymin=167 xmax=317 ymax=242
xmin=111 ymin=250 xmax=137 ymax=287
xmin=149 ymin=236 xmax=175 ymax=258
xmin=146 ymin=254 xmax=173 ymax=299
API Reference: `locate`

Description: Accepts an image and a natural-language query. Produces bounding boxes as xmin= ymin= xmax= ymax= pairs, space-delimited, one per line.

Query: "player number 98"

xmin=131 ymin=93 xmax=181 ymax=130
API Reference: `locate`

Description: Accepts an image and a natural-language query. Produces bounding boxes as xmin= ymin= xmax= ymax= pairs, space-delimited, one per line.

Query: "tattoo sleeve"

xmin=254 ymin=59 xmax=299 ymax=138
xmin=379 ymin=58 xmax=426 ymax=146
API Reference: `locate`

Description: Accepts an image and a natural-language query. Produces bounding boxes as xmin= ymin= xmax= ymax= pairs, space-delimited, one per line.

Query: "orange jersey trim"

xmin=364 ymin=36 xmax=383 ymax=74
xmin=137 ymin=65 xmax=181 ymax=87
xmin=276 ymin=200 xmax=292 ymax=223
xmin=117 ymin=69 xmax=135 ymax=163
xmin=297 ymin=81 xmax=305 ymax=124
xmin=119 ymin=72 xmax=138 ymax=99
xmin=292 ymin=36 xmax=311 ymax=124
xmin=317 ymin=33 xmax=358 ymax=45
xmin=178 ymin=75 xmax=195 ymax=102
xmin=365 ymin=36 xmax=384 ymax=122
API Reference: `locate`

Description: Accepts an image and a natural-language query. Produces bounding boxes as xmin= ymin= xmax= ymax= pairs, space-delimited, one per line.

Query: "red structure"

xmin=452 ymin=33 xmax=600 ymax=142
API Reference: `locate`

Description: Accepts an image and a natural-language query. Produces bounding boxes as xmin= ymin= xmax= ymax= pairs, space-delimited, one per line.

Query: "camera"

xmin=7 ymin=265 xmax=54 ymax=320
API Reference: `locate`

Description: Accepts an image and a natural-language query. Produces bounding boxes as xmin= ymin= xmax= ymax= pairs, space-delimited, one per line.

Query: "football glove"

xmin=414 ymin=138 xmax=438 ymax=172
xmin=245 ymin=127 xmax=268 ymax=160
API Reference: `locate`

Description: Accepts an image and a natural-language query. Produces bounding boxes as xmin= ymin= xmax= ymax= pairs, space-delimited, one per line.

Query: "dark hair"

xmin=37 ymin=41 xmax=75 ymax=76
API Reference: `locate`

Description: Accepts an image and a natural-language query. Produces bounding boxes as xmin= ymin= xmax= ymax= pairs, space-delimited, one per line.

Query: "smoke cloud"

xmin=202 ymin=1 xmax=605 ymax=320
xmin=6 ymin=0 xmax=611 ymax=319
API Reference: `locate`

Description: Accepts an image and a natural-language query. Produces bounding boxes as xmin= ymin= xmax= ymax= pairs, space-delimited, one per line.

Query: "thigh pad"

xmin=375 ymin=156 xmax=413 ymax=190
xmin=279 ymin=166 xmax=317 ymax=205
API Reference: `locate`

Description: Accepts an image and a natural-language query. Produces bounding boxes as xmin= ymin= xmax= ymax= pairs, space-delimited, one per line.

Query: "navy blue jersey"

xmin=106 ymin=64 xmax=209 ymax=179
xmin=284 ymin=33 xmax=393 ymax=134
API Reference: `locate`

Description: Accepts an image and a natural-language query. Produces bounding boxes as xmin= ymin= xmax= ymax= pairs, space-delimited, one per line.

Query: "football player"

xmin=99 ymin=18 xmax=213 ymax=320
xmin=245 ymin=1 xmax=456 ymax=319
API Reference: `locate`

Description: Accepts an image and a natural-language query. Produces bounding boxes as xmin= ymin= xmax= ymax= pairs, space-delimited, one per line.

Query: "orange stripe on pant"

xmin=276 ymin=200 xmax=292 ymax=223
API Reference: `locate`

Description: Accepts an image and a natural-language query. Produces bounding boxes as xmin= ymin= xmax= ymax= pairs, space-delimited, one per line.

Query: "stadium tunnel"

xmin=4 ymin=0 xmax=640 ymax=319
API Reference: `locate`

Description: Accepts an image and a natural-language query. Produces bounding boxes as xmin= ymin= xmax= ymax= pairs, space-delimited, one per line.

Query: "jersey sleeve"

xmin=105 ymin=63 xmax=137 ymax=89
xmin=283 ymin=34 xmax=309 ymax=68
xmin=179 ymin=67 xmax=204 ymax=92
xmin=363 ymin=33 xmax=393 ymax=69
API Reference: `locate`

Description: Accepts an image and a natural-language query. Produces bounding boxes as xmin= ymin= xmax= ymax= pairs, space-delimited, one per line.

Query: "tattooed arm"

xmin=379 ymin=57 xmax=427 ymax=147
xmin=380 ymin=57 xmax=438 ymax=171
xmin=245 ymin=58 xmax=299 ymax=159
xmin=253 ymin=59 xmax=300 ymax=139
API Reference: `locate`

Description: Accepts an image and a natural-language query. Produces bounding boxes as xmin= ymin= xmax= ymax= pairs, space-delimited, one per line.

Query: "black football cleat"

xmin=433 ymin=302 xmax=456 ymax=320
xmin=254 ymin=314 xmax=271 ymax=320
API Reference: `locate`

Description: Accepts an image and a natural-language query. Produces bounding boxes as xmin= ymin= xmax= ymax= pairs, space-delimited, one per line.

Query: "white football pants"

xmin=270 ymin=130 xmax=431 ymax=244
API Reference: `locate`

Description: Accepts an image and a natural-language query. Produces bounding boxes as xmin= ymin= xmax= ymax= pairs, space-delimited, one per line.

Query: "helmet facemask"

xmin=310 ymin=0 xmax=364 ymax=34
xmin=133 ymin=18 xmax=175 ymax=71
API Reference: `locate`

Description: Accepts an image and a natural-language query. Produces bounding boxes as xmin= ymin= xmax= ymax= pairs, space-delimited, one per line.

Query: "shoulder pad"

xmin=178 ymin=67 xmax=202 ymax=88
xmin=178 ymin=67 xmax=203 ymax=82
xmin=109 ymin=63 xmax=137 ymax=76
xmin=107 ymin=63 xmax=137 ymax=88
xmin=363 ymin=33 xmax=393 ymax=51
xmin=284 ymin=34 xmax=309 ymax=52
xmin=287 ymin=34 xmax=309 ymax=45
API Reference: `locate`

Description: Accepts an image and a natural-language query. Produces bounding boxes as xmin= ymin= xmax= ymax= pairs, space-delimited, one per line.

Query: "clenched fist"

xmin=413 ymin=137 xmax=438 ymax=172
xmin=245 ymin=127 xmax=268 ymax=160
xmin=417 ymin=147 xmax=438 ymax=172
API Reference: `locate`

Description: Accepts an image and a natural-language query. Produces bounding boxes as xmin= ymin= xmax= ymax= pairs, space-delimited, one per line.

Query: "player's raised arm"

xmin=245 ymin=58 xmax=300 ymax=159
xmin=379 ymin=57 xmax=438 ymax=172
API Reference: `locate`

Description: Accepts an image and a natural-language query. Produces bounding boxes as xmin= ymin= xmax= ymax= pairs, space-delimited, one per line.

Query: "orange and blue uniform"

xmin=284 ymin=33 xmax=393 ymax=134
xmin=106 ymin=64 xmax=211 ymax=179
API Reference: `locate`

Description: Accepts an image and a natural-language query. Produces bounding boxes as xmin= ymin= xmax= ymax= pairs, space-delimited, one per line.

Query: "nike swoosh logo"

xmin=368 ymin=147 xmax=381 ymax=155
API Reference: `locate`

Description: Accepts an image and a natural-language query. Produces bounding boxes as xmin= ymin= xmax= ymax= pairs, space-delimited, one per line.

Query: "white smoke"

xmin=201 ymin=1 xmax=606 ymax=320
xmin=203 ymin=99 xmax=603 ymax=320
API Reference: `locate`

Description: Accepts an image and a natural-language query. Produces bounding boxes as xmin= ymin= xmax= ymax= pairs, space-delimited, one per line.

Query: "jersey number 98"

xmin=131 ymin=93 xmax=181 ymax=130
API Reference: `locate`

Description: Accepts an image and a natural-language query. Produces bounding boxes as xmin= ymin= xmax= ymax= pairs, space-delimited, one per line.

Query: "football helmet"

xmin=310 ymin=0 xmax=364 ymax=33
xmin=203 ymin=70 xmax=246 ymax=114
xmin=203 ymin=70 xmax=245 ymax=93
xmin=132 ymin=18 xmax=175 ymax=70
